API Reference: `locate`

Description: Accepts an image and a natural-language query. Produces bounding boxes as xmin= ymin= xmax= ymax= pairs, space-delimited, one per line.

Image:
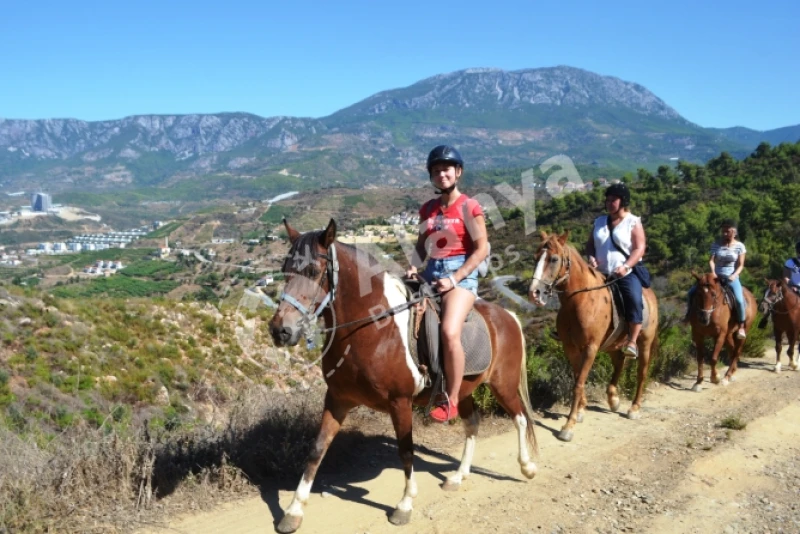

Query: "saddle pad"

xmin=599 ymin=285 xmax=651 ymax=353
xmin=414 ymin=307 xmax=492 ymax=377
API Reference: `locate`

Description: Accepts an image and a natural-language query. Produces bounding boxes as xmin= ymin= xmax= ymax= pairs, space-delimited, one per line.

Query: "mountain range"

xmin=1 ymin=66 xmax=797 ymax=194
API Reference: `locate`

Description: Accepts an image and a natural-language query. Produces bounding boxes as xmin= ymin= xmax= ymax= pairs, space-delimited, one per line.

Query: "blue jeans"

xmin=615 ymin=272 xmax=643 ymax=324
xmin=422 ymin=255 xmax=478 ymax=296
xmin=687 ymin=278 xmax=746 ymax=322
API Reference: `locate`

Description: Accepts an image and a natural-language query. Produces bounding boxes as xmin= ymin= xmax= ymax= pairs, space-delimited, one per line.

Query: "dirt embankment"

xmin=140 ymin=353 xmax=800 ymax=534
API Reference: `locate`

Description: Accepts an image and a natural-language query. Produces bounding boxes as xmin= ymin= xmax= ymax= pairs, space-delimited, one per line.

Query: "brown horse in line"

xmin=269 ymin=220 xmax=538 ymax=533
xmin=760 ymin=279 xmax=800 ymax=372
xmin=688 ymin=272 xmax=757 ymax=390
xmin=527 ymin=231 xmax=659 ymax=442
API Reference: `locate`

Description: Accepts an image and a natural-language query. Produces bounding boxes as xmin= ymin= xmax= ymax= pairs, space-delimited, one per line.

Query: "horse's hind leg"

xmin=627 ymin=336 xmax=654 ymax=420
xmin=388 ymin=396 xmax=417 ymax=526
xmin=488 ymin=380 xmax=537 ymax=479
xmin=443 ymin=396 xmax=480 ymax=491
xmin=606 ymin=350 xmax=625 ymax=412
xmin=278 ymin=393 xmax=349 ymax=534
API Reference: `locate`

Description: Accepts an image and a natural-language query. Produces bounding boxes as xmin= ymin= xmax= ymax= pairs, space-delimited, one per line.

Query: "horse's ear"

xmin=284 ymin=218 xmax=300 ymax=244
xmin=539 ymin=230 xmax=548 ymax=241
xmin=320 ymin=219 xmax=337 ymax=248
xmin=691 ymin=270 xmax=701 ymax=281
xmin=557 ymin=230 xmax=570 ymax=245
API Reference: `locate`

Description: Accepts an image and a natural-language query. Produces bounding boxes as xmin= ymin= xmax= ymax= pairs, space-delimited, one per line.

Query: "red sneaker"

xmin=429 ymin=399 xmax=459 ymax=423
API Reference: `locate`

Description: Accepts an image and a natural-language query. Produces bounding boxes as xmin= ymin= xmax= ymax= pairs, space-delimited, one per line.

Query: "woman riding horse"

xmin=685 ymin=219 xmax=748 ymax=339
xmin=528 ymin=183 xmax=658 ymax=442
xmin=586 ymin=183 xmax=648 ymax=358
xmin=270 ymin=217 xmax=537 ymax=531
xmin=405 ymin=145 xmax=489 ymax=423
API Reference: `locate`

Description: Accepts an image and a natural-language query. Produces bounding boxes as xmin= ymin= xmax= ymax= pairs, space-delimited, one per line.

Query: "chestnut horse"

xmin=527 ymin=231 xmax=659 ymax=442
xmin=760 ymin=279 xmax=800 ymax=372
xmin=688 ymin=272 xmax=757 ymax=390
xmin=269 ymin=220 xmax=538 ymax=533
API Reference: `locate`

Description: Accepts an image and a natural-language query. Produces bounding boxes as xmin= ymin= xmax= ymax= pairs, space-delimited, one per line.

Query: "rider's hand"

xmin=405 ymin=267 xmax=418 ymax=279
xmin=433 ymin=276 xmax=456 ymax=293
xmin=728 ymin=273 xmax=738 ymax=281
xmin=587 ymin=256 xmax=598 ymax=269
xmin=613 ymin=265 xmax=630 ymax=278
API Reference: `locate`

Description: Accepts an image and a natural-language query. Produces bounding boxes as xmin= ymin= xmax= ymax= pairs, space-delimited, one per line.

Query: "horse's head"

xmin=760 ymin=278 xmax=783 ymax=315
xmin=269 ymin=219 xmax=337 ymax=346
xmin=692 ymin=271 xmax=722 ymax=326
xmin=528 ymin=230 xmax=570 ymax=307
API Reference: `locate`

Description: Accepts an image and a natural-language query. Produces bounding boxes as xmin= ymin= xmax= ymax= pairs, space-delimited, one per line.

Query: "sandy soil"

xmin=139 ymin=352 xmax=800 ymax=534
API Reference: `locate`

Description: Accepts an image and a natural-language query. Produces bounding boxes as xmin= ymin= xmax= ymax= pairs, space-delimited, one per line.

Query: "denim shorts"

xmin=422 ymin=255 xmax=478 ymax=296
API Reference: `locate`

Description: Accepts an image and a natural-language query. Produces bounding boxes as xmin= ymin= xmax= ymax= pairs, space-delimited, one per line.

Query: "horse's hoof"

xmin=557 ymin=429 xmax=574 ymax=442
xmin=389 ymin=508 xmax=412 ymax=525
xmin=710 ymin=377 xmax=720 ymax=385
xmin=790 ymin=363 xmax=799 ymax=371
xmin=721 ymin=378 xmax=730 ymax=387
xmin=729 ymin=375 xmax=737 ymax=383
xmin=576 ymin=412 xmax=584 ymax=423
xmin=775 ymin=363 xmax=782 ymax=373
xmin=520 ymin=462 xmax=538 ymax=479
xmin=609 ymin=397 xmax=621 ymax=412
xmin=691 ymin=383 xmax=703 ymax=393
xmin=442 ymin=479 xmax=461 ymax=492
xmin=627 ymin=409 xmax=641 ymax=420
xmin=276 ymin=514 xmax=303 ymax=534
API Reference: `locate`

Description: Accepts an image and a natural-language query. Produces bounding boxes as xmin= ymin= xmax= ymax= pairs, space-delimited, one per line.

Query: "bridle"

xmin=279 ymin=243 xmax=339 ymax=338
xmin=696 ymin=283 xmax=719 ymax=318
xmin=278 ymin=242 xmax=430 ymax=338
xmin=762 ymin=283 xmax=800 ymax=315
xmin=532 ymin=245 xmax=621 ymax=299
xmin=531 ymin=246 xmax=573 ymax=300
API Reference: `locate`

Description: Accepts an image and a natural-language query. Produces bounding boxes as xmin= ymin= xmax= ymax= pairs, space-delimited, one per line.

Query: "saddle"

xmin=401 ymin=278 xmax=492 ymax=388
xmin=720 ymin=280 xmax=748 ymax=319
xmin=599 ymin=278 xmax=652 ymax=352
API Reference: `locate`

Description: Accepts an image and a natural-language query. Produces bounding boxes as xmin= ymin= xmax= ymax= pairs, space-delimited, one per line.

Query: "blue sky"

xmin=1 ymin=0 xmax=798 ymax=130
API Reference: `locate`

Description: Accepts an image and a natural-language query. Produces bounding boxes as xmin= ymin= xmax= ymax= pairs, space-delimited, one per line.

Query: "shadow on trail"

xmin=147 ymin=409 xmax=522 ymax=529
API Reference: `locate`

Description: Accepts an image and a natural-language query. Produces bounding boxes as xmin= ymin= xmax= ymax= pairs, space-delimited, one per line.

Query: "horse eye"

xmin=549 ymin=257 xmax=559 ymax=263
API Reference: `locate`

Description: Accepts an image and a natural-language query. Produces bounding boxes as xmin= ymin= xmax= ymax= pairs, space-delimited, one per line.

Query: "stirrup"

xmin=623 ymin=343 xmax=638 ymax=359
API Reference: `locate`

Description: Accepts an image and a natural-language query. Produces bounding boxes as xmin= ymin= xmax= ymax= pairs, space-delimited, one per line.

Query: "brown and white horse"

xmin=760 ymin=279 xmax=800 ymax=372
xmin=269 ymin=219 xmax=538 ymax=533
xmin=688 ymin=272 xmax=757 ymax=390
xmin=528 ymin=231 xmax=659 ymax=442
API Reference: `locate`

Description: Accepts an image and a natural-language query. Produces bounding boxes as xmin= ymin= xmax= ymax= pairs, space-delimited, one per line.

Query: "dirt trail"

xmin=141 ymin=353 xmax=800 ymax=534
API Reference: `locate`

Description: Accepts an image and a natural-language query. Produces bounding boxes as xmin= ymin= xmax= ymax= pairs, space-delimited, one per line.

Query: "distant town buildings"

xmin=31 ymin=192 xmax=53 ymax=212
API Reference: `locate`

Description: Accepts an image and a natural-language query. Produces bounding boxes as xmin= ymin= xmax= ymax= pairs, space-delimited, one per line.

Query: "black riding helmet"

xmin=719 ymin=218 xmax=737 ymax=229
xmin=426 ymin=145 xmax=464 ymax=174
xmin=427 ymin=145 xmax=463 ymax=194
xmin=604 ymin=183 xmax=631 ymax=207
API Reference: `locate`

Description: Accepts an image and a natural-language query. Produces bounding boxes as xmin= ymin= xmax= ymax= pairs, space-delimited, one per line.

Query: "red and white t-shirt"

xmin=419 ymin=194 xmax=484 ymax=259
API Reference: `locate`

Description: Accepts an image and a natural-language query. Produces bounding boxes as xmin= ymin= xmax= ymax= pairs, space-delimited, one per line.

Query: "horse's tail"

xmin=509 ymin=311 xmax=538 ymax=457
